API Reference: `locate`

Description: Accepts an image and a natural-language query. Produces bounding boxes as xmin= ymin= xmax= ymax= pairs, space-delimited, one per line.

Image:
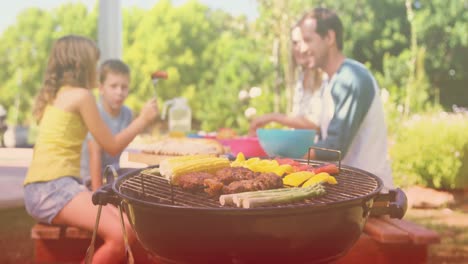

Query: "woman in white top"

xmin=249 ymin=26 xmax=325 ymax=135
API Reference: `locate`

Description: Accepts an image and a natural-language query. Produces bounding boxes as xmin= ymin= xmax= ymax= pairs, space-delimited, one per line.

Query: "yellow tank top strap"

xmin=24 ymin=97 xmax=88 ymax=185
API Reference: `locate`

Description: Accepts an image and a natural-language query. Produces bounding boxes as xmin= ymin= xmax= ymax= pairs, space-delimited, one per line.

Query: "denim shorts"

xmin=24 ymin=176 xmax=87 ymax=224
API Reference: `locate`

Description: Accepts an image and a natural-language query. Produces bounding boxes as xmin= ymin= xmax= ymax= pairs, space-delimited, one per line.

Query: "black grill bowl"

xmin=124 ymin=199 xmax=366 ymax=264
xmin=92 ymin=161 xmax=406 ymax=264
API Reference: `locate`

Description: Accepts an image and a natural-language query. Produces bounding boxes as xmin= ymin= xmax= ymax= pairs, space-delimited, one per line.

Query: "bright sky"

xmin=0 ymin=0 xmax=259 ymax=34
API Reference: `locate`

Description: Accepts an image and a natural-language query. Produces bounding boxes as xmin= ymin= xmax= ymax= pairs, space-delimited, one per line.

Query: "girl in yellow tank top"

xmin=23 ymin=35 xmax=159 ymax=264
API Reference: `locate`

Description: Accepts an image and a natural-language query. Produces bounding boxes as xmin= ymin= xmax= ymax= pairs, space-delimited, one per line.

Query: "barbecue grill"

xmin=89 ymin=159 xmax=407 ymax=264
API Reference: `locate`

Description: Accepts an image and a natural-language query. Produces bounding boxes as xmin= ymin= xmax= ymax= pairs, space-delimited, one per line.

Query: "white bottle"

xmin=162 ymin=97 xmax=192 ymax=133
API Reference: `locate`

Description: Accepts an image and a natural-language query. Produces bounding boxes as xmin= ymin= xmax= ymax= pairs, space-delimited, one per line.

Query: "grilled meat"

xmin=214 ymin=167 xmax=258 ymax=184
xmin=223 ymin=172 xmax=283 ymax=194
xmin=203 ymin=178 xmax=225 ymax=197
xmin=177 ymin=167 xmax=284 ymax=196
xmin=177 ymin=172 xmax=216 ymax=192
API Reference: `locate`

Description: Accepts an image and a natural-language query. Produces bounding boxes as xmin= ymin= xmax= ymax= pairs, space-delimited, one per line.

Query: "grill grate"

xmin=118 ymin=164 xmax=380 ymax=209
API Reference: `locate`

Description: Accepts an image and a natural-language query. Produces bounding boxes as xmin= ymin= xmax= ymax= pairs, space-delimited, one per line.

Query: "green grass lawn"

xmin=0 ymin=206 xmax=35 ymax=264
xmin=405 ymin=207 xmax=468 ymax=264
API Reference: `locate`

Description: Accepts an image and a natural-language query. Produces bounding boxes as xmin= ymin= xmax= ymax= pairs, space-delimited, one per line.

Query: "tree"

xmin=0 ymin=8 xmax=54 ymax=125
xmin=124 ymin=0 xmax=219 ymax=114
xmin=411 ymin=0 xmax=467 ymax=109
xmin=1 ymin=0 xmax=466 ymax=131
xmin=255 ymin=0 xmax=301 ymax=114
xmin=196 ymin=18 xmax=275 ymax=132
xmin=0 ymin=3 xmax=97 ymax=125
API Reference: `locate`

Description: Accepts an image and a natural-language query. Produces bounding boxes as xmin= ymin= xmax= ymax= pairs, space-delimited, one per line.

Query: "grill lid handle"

xmin=307 ymin=146 xmax=341 ymax=172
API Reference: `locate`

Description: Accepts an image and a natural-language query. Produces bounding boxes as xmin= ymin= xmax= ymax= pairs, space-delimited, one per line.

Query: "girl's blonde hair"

xmin=33 ymin=35 xmax=100 ymax=122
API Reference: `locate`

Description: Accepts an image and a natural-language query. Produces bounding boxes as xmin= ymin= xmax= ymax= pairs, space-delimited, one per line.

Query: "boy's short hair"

xmin=99 ymin=59 xmax=130 ymax=83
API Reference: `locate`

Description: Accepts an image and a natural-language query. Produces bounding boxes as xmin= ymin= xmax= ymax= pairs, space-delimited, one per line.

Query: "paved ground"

xmin=0 ymin=148 xmax=146 ymax=209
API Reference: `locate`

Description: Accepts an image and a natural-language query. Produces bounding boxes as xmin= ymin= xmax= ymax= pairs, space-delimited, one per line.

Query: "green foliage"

xmin=0 ymin=0 xmax=466 ymax=137
xmin=377 ymin=47 xmax=434 ymax=131
xmin=412 ymin=0 xmax=468 ymax=82
xmin=390 ymin=113 xmax=468 ymax=189
xmin=123 ymin=1 xmax=255 ymax=132
xmin=196 ymin=28 xmax=275 ymax=134
xmin=0 ymin=3 xmax=97 ymax=125
xmin=405 ymin=47 xmax=431 ymax=114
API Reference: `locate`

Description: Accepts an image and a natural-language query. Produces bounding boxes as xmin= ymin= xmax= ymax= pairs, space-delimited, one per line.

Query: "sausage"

xmin=313 ymin=163 xmax=339 ymax=175
xmin=151 ymin=70 xmax=168 ymax=79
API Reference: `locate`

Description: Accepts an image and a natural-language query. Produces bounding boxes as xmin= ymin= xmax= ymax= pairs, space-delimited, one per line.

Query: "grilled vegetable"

xmin=231 ymin=153 xmax=294 ymax=176
xmin=274 ymin=158 xmax=300 ymax=166
xmin=302 ymin=172 xmax=338 ymax=187
xmin=231 ymin=187 xmax=297 ymax=207
xmin=242 ymin=184 xmax=326 ymax=208
xmin=282 ymin=171 xmax=315 ymax=187
xmin=231 ymin=152 xmax=246 ymax=167
xmin=221 ymin=187 xmax=294 ymax=206
xmin=141 ymin=167 xmax=160 ymax=175
xmin=219 ymin=183 xmax=326 ymax=208
xmin=313 ymin=163 xmax=339 ymax=175
xmin=160 ymin=155 xmax=230 ymax=184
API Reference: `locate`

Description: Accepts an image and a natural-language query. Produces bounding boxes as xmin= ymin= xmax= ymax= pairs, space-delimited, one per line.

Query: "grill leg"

xmin=85 ymin=205 xmax=102 ymax=264
xmin=119 ymin=202 xmax=135 ymax=264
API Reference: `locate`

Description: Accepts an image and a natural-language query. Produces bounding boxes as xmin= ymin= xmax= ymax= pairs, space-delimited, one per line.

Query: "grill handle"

xmin=307 ymin=146 xmax=341 ymax=171
xmin=92 ymin=183 xmax=121 ymax=206
xmin=91 ymin=165 xmax=121 ymax=206
xmin=370 ymin=188 xmax=408 ymax=219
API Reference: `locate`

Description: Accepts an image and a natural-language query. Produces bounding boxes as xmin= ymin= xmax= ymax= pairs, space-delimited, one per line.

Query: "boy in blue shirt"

xmin=81 ymin=59 xmax=133 ymax=190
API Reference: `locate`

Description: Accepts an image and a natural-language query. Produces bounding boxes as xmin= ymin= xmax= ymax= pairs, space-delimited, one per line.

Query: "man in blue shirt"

xmin=298 ymin=8 xmax=394 ymax=188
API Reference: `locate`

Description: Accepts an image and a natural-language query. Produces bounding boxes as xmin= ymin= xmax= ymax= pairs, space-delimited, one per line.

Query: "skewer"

xmin=151 ymin=70 xmax=168 ymax=98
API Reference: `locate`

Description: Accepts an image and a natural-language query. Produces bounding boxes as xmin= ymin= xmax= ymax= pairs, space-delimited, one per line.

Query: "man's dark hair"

xmin=99 ymin=59 xmax=130 ymax=83
xmin=299 ymin=7 xmax=344 ymax=51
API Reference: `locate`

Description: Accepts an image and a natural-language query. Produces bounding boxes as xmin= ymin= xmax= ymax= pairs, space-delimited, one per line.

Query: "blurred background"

xmin=0 ymin=0 xmax=467 ymax=189
xmin=0 ymin=1 xmax=467 ymax=263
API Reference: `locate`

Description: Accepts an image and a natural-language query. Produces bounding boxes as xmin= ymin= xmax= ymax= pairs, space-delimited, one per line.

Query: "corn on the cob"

xmin=160 ymin=155 xmax=230 ymax=184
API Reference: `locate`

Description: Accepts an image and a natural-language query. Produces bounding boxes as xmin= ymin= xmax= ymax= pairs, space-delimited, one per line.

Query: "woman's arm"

xmin=271 ymin=114 xmax=319 ymax=130
xmin=249 ymin=113 xmax=319 ymax=136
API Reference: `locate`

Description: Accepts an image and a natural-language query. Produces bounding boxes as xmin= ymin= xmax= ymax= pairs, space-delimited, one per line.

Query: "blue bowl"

xmin=257 ymin=128 xmax=316 ymax=159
